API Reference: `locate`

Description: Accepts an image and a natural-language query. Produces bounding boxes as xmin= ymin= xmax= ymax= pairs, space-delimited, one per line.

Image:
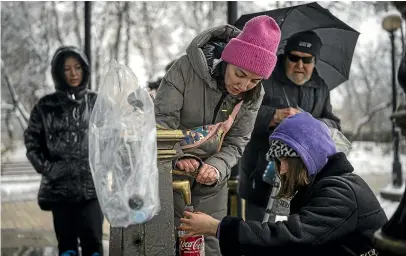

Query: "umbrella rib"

xmin=279 ymin=26 xmax=360 ymax=42
xmin=279 ymin=8 xmax=295 ymax=28
xmin=314 ymin=26 xmax=360 ymax=35
xmin=318 ymin=58 xmax=347 ymax=79
xmin=298 ymin=5 xmax=358 ymax=32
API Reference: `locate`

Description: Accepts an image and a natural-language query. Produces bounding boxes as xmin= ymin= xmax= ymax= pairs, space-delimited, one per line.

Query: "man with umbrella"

xmin=239 ymin=30 xmax=342 ymax=221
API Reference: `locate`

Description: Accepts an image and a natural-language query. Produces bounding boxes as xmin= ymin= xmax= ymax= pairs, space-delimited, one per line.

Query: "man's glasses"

xmin=287 ymin=53 xmax=314 ymax=64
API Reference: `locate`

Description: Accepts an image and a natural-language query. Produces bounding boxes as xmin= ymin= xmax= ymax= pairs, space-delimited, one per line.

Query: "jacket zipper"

xmin=212 ymin=93 xmax=227 ymax=124
xmin=67 ymin=96 xmax=72 ymax=198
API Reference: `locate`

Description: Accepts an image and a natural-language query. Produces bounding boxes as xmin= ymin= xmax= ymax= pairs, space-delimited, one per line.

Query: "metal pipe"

xmin=227 ymin=1 xmax=238 ymax=25
xmin=84 ymin=1 xmax=91 ymax=89
xmin=228 ymin=179 xmax=239 ymax=217
xmin=400 ymin=21 xmax=405 ymax=52
xmin=390 ymin=31 xmax=403 ymax=188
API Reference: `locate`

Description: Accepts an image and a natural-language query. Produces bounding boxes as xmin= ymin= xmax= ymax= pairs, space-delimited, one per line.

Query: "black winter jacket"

xmin=239 ymin=55 xmax=341 ymax=207
xmin=220 ymin=153 xmax=387 ymax=256
xmin=24 ymin=46 xmax=97 ymax=210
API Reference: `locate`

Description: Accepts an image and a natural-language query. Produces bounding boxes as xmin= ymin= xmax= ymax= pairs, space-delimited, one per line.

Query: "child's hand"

xmin=178 ymin=211 xmax=221 ymax=239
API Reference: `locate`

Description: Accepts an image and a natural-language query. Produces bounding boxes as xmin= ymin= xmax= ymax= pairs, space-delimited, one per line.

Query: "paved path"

xmin=1 ymin=200 xmax=110 ymax=255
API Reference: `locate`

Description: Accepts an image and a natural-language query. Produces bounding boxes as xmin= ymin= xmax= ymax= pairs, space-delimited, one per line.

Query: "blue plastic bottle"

xmin=262 ymin=161 xmax=276 ymax=185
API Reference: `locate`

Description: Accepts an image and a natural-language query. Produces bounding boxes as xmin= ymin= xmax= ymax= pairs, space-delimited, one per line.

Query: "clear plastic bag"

xmin=88 ymin=62 xmax=160 ymax=227
xmin=329 ymin=127 xmax=352 ymax=155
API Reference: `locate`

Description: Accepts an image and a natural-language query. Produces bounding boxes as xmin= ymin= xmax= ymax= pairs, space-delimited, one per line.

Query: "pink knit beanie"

xmin=221 ymin=15 xmax=281 ymax=79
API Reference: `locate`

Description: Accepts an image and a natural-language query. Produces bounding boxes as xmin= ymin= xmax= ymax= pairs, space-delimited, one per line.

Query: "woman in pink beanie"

xmin=154 ymin=15 xmax=281 ymax=256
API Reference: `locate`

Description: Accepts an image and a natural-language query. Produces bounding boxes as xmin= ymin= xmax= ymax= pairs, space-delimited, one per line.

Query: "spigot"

xmin=172 ymin=180 xmax=192 ymax=206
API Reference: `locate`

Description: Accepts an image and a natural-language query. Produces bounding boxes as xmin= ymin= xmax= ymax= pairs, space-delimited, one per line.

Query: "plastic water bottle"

xmin=262 ymin=161 xmax=276 ymax=185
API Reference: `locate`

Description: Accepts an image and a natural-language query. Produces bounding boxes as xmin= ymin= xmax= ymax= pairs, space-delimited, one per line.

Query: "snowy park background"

xmin=1 ymin=2 xmax=406 ymax=254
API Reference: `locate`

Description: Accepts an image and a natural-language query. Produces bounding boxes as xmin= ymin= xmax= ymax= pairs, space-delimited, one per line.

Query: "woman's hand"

xmin=176 ymin=158 xmax=200 ymax=173
xmin=178 ymin=211 xmax=221 ymax=239
xmin=196 ymin=164 xmax=218 ymax=185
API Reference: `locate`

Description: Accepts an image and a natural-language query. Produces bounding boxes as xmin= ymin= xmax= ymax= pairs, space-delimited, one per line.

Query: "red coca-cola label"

xmin=179 ymin=235 xmax=205 ymax=256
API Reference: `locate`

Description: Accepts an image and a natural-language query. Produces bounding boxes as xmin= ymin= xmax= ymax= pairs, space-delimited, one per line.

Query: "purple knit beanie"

xmin=269 ymin=112 xmax=337 ymax=176
xmin=221 ymin=15 xmax=281 ymax=79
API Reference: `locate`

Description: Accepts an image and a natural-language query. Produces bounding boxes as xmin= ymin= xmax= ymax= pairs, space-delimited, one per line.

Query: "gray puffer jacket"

xmin=154 ymin=24 xmax=264 ymax=186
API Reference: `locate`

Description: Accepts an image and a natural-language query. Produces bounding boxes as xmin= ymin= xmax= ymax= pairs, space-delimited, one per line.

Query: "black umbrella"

xmin=235 ymin=2 xmax=360 ymax=90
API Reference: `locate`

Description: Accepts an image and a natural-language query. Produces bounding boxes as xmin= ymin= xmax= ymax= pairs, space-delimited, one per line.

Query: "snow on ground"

xmin=1 ymin=180 xmax=40 ymax=195
xmin=346 ymin=142 xmax=403 ymax=219
xmin=1 ymin=140 xmax=28 ymax=163
xmin=1 ymin=140 xmax=404 ymax=218
xmin=1 ymin=182 xmax=40 ymax=202
xmin=377 ymin=195 xmax=401 ymax=218
xmin=348 ymin=141 xmax=406 ymax=175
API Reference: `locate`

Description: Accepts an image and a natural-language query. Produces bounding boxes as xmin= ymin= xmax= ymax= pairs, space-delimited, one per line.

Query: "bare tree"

xmin=74 ymin=2 xmax=83 ymax=47
xmin=112 ymin=2 xmax=125 ymax=61
xmin=92 ymin=2 xmax=111 ymax=89
xmin=128 ymin=2 xmax=177 ymax=80
xmin=176 ymin=2 xmax=225 ymax=33
xmin=124 ymin=1 xmax=130 ymax=66
xmin=351 ymin=101 xmax=392 ymax=139
xmin=1 ymin=67 xmax=29 ymax=129
xmin=2 ymin=2 xmax=51 ymax=110
xmin=2 ymin=103 xmax=15 ymax=141
xmin=51 ymin=1 xmax=65 ymax=45
xmin=336 ymin=39 xmax=393 ymax=139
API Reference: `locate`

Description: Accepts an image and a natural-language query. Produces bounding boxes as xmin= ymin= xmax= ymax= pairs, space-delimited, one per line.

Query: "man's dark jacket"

xmin=238 ymin=55 xmax=341 ymax=207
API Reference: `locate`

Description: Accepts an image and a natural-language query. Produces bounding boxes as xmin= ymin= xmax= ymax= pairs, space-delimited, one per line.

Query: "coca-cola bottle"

xmin=178 ymin=205 xmax=205 ymax=256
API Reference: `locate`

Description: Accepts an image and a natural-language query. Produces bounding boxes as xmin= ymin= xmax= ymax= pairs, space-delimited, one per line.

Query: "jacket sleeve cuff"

xmin=204 ymin=157 xmax=228 ymax=183
xmin=213 ymin=166 xmax=220 ymax=181
xmin=172 ymin=154 xmax=204 ymax=170
xmin=200 ymin=164 xmax=220 ymax=186
xmin=218 ymin=216 xmax=243 ymax=256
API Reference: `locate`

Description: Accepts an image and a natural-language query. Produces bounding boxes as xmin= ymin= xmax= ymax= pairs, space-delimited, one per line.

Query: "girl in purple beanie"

xmin=178 ymin=112 xmax=387 ymax=256
xmin=154 ymin=15 xmax=281 ymax=255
